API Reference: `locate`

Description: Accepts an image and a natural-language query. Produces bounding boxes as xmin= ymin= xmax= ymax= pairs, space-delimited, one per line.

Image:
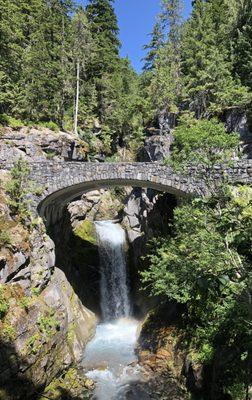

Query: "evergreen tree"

xmin=71 ymin=8 xmax=94 ymax=135
xmin=143 ymin=22 xmax=164 ymax=71
xmin=85 ymin=0 xmax=123 ymax=131
xmin=148 ymin=0 xmax=184 ymax=128
xmin=181 ymin=0 xmax=250 ymax=118
xmin=232 ymin=0 xmax=252 ymax=91
xmin=86 ymin=0 xmax=120 ymax=75
xmin=0 ymin=0 xmax=40 ymax=114
xmin=16 ymin=0 xmax=74 ymax=124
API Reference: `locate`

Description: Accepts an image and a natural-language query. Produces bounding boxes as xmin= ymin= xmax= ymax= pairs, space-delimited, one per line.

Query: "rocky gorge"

xmin=0 ymin=126 xmax=185 ymax=399
xmin=0 ymin=123 xmax=251 ymax=400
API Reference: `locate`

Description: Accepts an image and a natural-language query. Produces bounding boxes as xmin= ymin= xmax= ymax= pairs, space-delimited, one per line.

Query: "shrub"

xmin=38 ymin=312 xmax=60 ymax=337
xmin=0 ymin=285 xmax=9 ymax=319
xmin=5 ymin=158 xmax=31 ymax=224
xmin=0 ymin=229 xmax=11 ymax=248
xmin=0 ymin=114 xmax=24 ymax=129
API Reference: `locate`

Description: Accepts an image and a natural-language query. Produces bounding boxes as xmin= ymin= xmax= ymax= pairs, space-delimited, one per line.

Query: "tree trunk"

xmin=74 ymin=60 xmax=80 ymax=136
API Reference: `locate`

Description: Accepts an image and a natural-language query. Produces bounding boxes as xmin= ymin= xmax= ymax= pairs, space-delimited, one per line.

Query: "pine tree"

xmin=181 ymin=0 xmax=250 ymax=118
xmin=86 ymin=0 xmax=120 ymax=75
xmin=71 ymin=8 xmax=94 ymax=135
xmin=148 ymin=0 xmax=184 ymax=130
xmin=232 ymin=0 xmax=252 ymax=91
xmin=16 ymin=0 xmax=74 ymax=124
xmin=143 ymin=22 xmax=164 ymax=71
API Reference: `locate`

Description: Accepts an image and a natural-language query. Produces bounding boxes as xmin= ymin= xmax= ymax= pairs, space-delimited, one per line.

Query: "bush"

xmin=167 ymin=115 xmax=240 ymax=170
xmin=0 ymin=114 xmax=24 ymax=129
xmin=0 ymin=285 xmax=9 ymax=319
xmin=0 ymin=229 xmax=11 ymax=248
xmin=5 ymin=158 xmax=31 ymax=224
xmin=36 ymin=121 xmax=60 ymax=132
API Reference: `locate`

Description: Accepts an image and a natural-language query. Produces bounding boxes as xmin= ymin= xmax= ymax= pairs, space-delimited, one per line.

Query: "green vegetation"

xmin=5 ymin=157 xmax=43 ymax=226
xmin=165 ymin=116 xmax=240 ymax=171
xmin=5 ymin=157 xmax=32 ymax=224
xmin=0 ymin=323 xmax=16 ymax=341
xmin=142 ymin=186 xmax=252 ymax=398
xmin=0 ymin=0 xmax=145 ymax=157
xmin=143 ymin=0 xmax=252 ymax=128
xmin=25 ymin=332 xmax=42 ymax=355
xmin=0 ymin=0 xmax=251 ymax=158
xmin=38 ymin=311 xmax=60 ymax=337
xmin=74 ymin=220 xmax=97 ymax=246
xmin=0 ymin=227 xmax=11 ymax=248
xmin=0 ymin=285 xmax=9 ymax=319
xmin=40 ymin=368 xmax=91 ymax=400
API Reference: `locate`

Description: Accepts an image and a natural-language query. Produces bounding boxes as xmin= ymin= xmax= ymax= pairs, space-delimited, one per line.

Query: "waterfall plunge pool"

xmin=82 ymin=318 xmax=144 ymax=400
xmin=82 ymin=221 xmax=147 ymax=399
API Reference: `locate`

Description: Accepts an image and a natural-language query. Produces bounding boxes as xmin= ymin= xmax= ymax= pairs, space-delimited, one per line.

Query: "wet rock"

xmin=138 ymin=134 xmax=174 ymax=162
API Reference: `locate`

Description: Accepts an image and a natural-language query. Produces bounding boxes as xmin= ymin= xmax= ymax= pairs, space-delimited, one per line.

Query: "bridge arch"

xmin=25 ymin=160 xmax=251 ymax=225
xmin=30 ymin=162 xmax=202 ymax=224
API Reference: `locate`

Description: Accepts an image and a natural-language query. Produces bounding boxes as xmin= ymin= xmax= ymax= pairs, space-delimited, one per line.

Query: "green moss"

xmin=0 ymin=217 xmax=14 ymax=248
xmin=74 ymin=220 xmax=97 ymax=246
xmin=67 ymin=322 xmax=76 ymax=345
xmin=40 ymin=368 xmax=92 ymax=400
xmin=38 ymin=311 xmax=60 ymax=337
xmin=1 ymin=323 xmax=16 ymax=340
xmin=18 ymin=295 xmax=33 ymax=311
xmin=25 ymin=332 xmax=42 ymax=355
xmin=0 ymin=285 xmax=9 ymax=319
xmin=31 ymin=287 xmax=40 ymax=296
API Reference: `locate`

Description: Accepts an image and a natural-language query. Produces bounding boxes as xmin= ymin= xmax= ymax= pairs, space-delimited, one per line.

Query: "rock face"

xmin=0 ymin=126 xmax=86 ymax=164
xmin=0 ymin=271 xmax=96 ymax=400
xmin=224 ymin=109 xmax=252 ymax=158
xmin=138 ymin=134 xmax=174 ymax=162
xmin=0 ymin=173 xmax=96 ymax=399
xmin=136 ymin=304 xmax=189 ymax=399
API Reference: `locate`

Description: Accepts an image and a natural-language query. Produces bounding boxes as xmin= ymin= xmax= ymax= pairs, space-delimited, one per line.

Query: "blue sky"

xmin=80 ymin=1 xmax=192 ymax=72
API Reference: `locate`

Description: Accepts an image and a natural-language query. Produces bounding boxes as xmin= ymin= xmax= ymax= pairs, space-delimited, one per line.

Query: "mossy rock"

xmin=74 ymin=220 xmax=97 ymax=246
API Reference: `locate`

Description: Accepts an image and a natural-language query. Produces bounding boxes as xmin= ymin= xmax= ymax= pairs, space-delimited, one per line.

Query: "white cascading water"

xmin=95 ymin=221 xmax=130 ymax=320
xmin=82 ymin=221 xmax=144 ymax=400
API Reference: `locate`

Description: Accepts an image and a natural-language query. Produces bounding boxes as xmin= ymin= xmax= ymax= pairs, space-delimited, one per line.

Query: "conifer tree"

xmin=232 ymin=0 xmax=252 ymax=91
xmin=0 ymin=0 xmax=40 ymax=114
xmin=86 ymin=0 xmax=121 ymax=124
xmin=17 ymin=0 xmax=74 ymax=124
xmin=149 ymin=0 xmax=184 ymax=129
xmin=181 ymin=0 xmax=250 ymax=118
xmin=143 ymin=22 xmax=164 ymax=71
xmin=86 ymin=0 xmax=120 ymax=75
xmin=71 ymin=8 xmax=94 ymax=135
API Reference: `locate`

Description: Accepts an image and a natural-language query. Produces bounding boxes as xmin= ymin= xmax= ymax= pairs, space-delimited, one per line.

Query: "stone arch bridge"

xmin=2 ymin=161 xmax=251 ymax=224
xmin=22 ymin=161 xmax=251 ymax=225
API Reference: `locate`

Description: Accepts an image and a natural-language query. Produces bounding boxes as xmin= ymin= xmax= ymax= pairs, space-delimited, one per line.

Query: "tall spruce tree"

xmin=85 ymin=0 xmax=121 ymax=124
xmin=16 ymin=0 xmax=74 ymax=124
xmin=149 ymin=0 xmax=183 ymax=129
xmin=0 ymin=0 xmax=41 ymax=114
xmin=232 ymin=0 xmax=252 ymax=91
xmin=71 ymin=8 xmax=94 ymax=135
xmin=143 ymin=22 xmax=164 ymax=71
xmin=181 ymin=0 xmax=250 ymax=118
xmin=86 ymin=0 xmax=120 ymax=75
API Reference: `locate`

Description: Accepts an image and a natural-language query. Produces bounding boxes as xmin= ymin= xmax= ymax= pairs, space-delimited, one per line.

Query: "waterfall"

xmin=83 ymin=221 xmax=143 ymax=399
xmin=95 ymin=221 xmax=130 ymax=321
